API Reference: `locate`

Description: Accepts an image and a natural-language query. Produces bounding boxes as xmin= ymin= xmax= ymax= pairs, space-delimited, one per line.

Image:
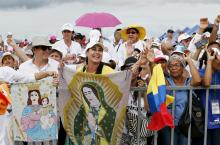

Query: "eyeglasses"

xmin=168 ymin=63 xmax=182 ymax=69
xmin=127 ymin=31 xmax=137 ymax=34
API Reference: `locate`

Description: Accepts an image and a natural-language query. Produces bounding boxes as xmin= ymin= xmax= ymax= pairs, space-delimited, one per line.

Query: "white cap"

xmin=171 ymin=45 xmax=185 ymax=55
xmin=32 ymin=36 xmax=52 ymax=48
xmin=178 ymin=33 xmax=191 ymax=43
xmin=1 ymin=52 xmax=16 ymax=63
xmin=7 ymin=32 xmax=13 ymax=36
xmin=61 ymin=23 xmax=73 ymax=32
xmin=85 ymin=41 xmax=104 ymax=52
xmin=89 ymin=29 xmax=101 ymax=42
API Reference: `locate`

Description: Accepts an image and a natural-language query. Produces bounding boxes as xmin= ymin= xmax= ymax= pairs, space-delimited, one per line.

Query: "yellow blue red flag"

xmin=146 ymin=64 xmax=174 ymax=130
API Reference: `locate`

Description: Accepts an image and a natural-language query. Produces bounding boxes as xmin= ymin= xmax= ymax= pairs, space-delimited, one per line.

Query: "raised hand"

xmin=205 ymin=47 xmax=215 ymax=61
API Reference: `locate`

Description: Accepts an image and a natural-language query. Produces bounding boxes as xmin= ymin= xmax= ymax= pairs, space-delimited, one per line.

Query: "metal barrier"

xmin=130 ymin=85 xmax=220 ymax=145
xmin=14 ymin=85 xmax=220 ymax=145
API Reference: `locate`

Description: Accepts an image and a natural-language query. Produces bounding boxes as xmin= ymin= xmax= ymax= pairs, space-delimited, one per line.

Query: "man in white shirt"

xmin=18 ymin=36 xmax=59 ymax=145
xmin=53 ymin=23 xmax=82 ymax=64
xmin=19 ymin=36 xmax=59 ymax=74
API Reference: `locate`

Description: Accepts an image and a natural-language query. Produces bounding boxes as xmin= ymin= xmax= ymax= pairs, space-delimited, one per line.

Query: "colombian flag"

xmin=146 ymin=64 xmax=174 ymax=130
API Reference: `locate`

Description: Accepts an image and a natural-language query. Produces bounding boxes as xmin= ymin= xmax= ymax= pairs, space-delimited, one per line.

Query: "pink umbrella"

xmin=75 ymin=12 xmax=121 ymax=28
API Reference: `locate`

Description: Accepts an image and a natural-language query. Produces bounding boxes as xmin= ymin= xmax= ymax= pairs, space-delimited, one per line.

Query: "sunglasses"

xmin=35 ymin=46 xmax=52 ymax=51
xmin=63 ymin=30 xmax=72 ymax=33
xmin=127 ymin=31 xmax=138 ymax=34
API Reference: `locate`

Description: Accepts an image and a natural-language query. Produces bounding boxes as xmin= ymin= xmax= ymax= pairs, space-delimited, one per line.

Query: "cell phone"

xmin=195 ymin=38 xmax=208 ymax=49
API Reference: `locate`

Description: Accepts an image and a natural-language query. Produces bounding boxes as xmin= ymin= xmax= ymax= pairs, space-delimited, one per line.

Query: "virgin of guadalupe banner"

xmin=10 ymin=79 xmax=58 ymax=142
xmin=59 ymin=66 xmax=132 ymax=145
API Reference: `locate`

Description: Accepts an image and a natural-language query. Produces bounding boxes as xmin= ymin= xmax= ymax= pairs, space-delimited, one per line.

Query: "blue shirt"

xmin=199 ymin=69 xmax=220 ymax=129
xmin=166 ymin=76 xmax=191 ymax=126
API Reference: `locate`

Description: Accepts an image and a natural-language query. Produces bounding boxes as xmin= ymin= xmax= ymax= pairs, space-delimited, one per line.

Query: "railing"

xmin=130 ymin=85 xmax=220 ymax=145
xmin=15 ymin=85 xmax=220 ymax=145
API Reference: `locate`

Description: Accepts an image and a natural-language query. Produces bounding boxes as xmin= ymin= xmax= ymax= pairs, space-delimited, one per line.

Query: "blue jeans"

xmin=160 ymin=126 xmax=188 ymax=145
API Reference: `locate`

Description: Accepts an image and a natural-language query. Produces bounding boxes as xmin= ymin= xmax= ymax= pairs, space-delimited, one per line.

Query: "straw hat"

xmin=120 ymin=24 xmax=147 ymax=40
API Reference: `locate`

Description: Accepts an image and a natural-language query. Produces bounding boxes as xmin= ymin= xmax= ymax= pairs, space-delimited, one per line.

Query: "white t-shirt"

xmin=53 ymin=40 xmax=82 ymax=57
xmin=19 ymin=58 xmax=59 ymax=74
xmin=117 ymin=40 xmax=146 ymax=68
xmin=0 ymin=66 xmax=35 ymax=83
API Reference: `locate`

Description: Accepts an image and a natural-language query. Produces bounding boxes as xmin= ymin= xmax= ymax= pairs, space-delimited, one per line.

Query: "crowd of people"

xmin=0 ymin=14 xmax=220 ymax=145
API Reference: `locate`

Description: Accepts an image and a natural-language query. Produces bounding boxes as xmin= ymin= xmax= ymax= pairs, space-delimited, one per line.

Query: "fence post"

xmin=171 ymin=90 xmax=176 ymax=145
xmin=137 ymin=90 xmax=142 ymax=145
xmin=187 ymin=88 xmax=193 ymax=145
xmin=204 ymin=89 xmax=209 ymax=145
xmin=153 ymin=132 xmax=158 ymax=145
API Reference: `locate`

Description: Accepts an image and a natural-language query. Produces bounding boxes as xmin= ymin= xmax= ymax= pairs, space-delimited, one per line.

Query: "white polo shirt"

xmin=53 ymin=40 xmax=82 ymax=57
xmin=0 ymin=66 xmax=35 ymax=83
xmin=117 ymin=40 xmax=146 ymax=68
xmin=19 ymin=58 xmax=59 ymax=74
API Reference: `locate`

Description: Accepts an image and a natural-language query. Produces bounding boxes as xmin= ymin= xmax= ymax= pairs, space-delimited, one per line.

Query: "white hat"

xmin=178 ymin=33 xmax=191 ymax=43
xmin=32 ymin=36 xmax=52 ymax=48
xmin=85 ymin=41 xmax=104 ymax=52
xmin=171 ymin=45 xmax=185 ymax=56
xmin=7 ymin=32 xmax=13 ymax=36
xmin=1 ymin=52 xmax=16 ymax=63
xmin=89 ymin=29 xmax=101 ymax=42
xmin=62 ymin=23 xmax=73 ymax=32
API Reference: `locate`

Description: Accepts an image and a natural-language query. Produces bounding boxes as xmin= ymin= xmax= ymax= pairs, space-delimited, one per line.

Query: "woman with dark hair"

xmin=77 ymin=41 xmax=115 ymax=74
xmin=80 ymin=83 xmax=106 ymax=144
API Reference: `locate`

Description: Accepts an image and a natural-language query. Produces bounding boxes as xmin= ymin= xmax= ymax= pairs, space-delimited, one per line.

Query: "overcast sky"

xmin=0 ymin=0 xmax=219 ymax=39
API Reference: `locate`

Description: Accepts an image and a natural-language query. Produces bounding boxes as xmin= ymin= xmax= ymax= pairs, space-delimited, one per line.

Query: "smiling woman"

xmin=77 ymin=41 xmax=115 ymax=74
